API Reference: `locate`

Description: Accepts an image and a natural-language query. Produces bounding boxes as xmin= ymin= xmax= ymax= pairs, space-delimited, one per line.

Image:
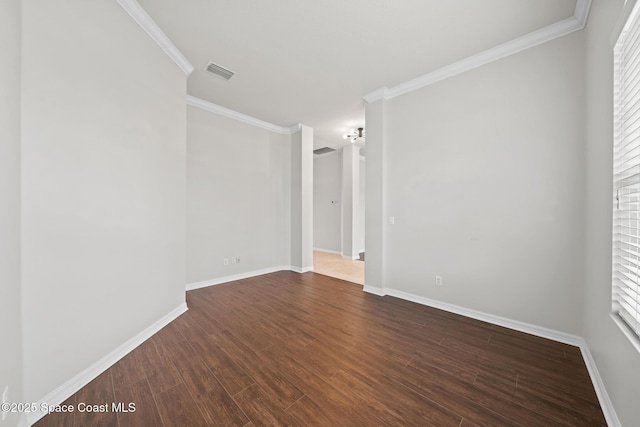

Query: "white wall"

xmin=584 ymin=1 xmax=640 ymax=426
xmin=341 ymin=145 xmax=361 ymax=259
xmin=187 ymin=106 xmax=291 ymax=283
xmin=358 ymin=156 xmax=366 ymax=253
xmin=0 ymin=1 xmax=23 ymax=424
xmin=374 ymin=31 xmax=586 ymax=334
xmin=365 ymin=100 xmax=388 ymax=290
xmin=313 ymin=151 xmax=366 ymax=257
xmin=313 ymin=151 xmax=342 ymax=253
xmin=290 ymin=126 xmax=314 ymax=271
xmin=21 ymin=0 xmax=187 ymax=403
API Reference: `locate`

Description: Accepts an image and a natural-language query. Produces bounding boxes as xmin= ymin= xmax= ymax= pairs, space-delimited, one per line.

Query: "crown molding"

xmin=363 ymin=87 xmax=390 ymax=103
xmin=611 ymin=0 xmax=638 ymax=46
xmin=364 ymin=0 xmax=592 ymax=103
xmin=187 ymin=95 xmax=298 ymax=134
xmin=289 ymin=123 xmax=303 ymax=133
xmin=115 ymin=0 xmax=194 ymax=75
xmin=574 ymin=0 xmax=592 ymax=27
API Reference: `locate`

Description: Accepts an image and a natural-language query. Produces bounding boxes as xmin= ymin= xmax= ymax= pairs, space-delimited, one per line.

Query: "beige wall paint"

xmin=584 ymin=1 xmax=640 ymax=426
xmin=376 ymin=31 xmax=586 ymax=334
xmin=21 ymin=0 xmax=187 ymax=402
xmin=186 ymin=106 xmax=291 ymax=283
xmin=0 ymin=1 xmax=23 ymax=424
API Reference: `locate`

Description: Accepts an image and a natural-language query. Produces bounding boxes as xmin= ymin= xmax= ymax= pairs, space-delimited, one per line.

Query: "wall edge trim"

xmin=114 ymin=0 xmax=194 ymax=75
xmin=363 ymin=0 xmax=592 ymax=103
xmin=186 ymin=95 xmax=297 ymax=134
xmin=186 ymin=266 xmax=317 ymax=293
xmin=186 ymin=266 xmax=292 ymax=291
xmin=290 ymin=266 xmax=314 ymax=274
xmin=362 ymin=285 xmax=386 ymax=296
xmin=313 ymin=248 xmax=342 ymax=255
xmin=25 ymin=303 xmax=188 ymax=425
xmin=362 ymin=286 xmax=620 ymax=426
xmin=578 ymin=340 xmax=623 ymax=427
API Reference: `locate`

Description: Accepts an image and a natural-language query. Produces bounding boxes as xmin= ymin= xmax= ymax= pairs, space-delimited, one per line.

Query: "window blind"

xmin=613 ymin=1 xmax=640 ymax=340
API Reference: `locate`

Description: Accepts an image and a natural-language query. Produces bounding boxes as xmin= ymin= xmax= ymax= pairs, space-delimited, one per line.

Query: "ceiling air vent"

xmin=204 ymin=61 xmax=235 ymax=80
xmin=313 ymin=147 xmax=336 ymax=155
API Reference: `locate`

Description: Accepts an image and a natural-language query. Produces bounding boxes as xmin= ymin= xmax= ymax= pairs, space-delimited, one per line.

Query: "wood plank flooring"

xmin=35 ymin=271 xmax=606 ymax=426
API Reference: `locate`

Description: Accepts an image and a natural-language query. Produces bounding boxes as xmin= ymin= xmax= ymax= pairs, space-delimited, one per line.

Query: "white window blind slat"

xmin=613 ymin=0 xmax=640 ymax=342
xmin=621 ymin=13 xmax=640 ymax=56
xmin=619 ymin=81 xmax=640 ymax=112
xmin=614 ymin=277 xmax=640 ymax=297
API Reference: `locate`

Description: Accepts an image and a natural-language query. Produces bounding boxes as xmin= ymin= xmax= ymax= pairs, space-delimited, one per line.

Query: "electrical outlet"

xmin=435 ymin=276 xmax=443 ymax=286
xmin=389 ymin=216 xmax=395 ymax=225
xmin=2 ymin=386 xmax=9 ymax=421
xmin=223 ymin=258 xmax=229 ymax=266
xmin=231 ymin=257 xmax=237 ymax=264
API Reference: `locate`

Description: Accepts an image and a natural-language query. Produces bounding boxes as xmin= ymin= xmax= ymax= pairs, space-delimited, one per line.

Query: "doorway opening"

xmin=312 ymin=144 xmax=365 ymax=285
xmin=313 ymin=250 xmax=364 ymax=285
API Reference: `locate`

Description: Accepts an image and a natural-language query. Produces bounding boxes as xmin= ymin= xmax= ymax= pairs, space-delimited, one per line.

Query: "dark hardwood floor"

xmin=35 ymin=271 xmax=606 ymax=426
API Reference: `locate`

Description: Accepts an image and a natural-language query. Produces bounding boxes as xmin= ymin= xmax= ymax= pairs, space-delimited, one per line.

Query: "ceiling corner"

xmin=115 ymin=0 xmax=194 ymax=75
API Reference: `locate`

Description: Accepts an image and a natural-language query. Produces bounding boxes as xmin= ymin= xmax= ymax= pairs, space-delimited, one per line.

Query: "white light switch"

xmin=389 ymin=216 xmax=395 ymax=225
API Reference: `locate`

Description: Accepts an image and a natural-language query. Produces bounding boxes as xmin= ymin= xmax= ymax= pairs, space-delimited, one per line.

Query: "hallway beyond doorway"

xmin=313 ymin=250 xmax=364 ymax=285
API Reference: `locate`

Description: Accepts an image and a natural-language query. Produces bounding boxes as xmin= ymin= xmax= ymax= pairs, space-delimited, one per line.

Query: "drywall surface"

xmin=341 ymin=145 xmax=361 ymax=259
xmin=21 ymin=0 xmax=187 ymax=402
xmin=364 ymin=100 xmax=387 ymax=291
xmin=584 ymin=0 xmax=640 ymax=426
xmin=358 ymin=156 xmax=366 ymax=253
xmin=313 ymin=150 xmax=365 ymax=257
xmin=382 ymin=31 xmax=586 ymax=334
xmin=187 ymin=105 xmax=290 ymax=283
xmin=313 ymin=151 xmax=342 ymax=253
xmin=290 ymin=126 xmax=314 ymax=271
xmin=0 ymin=1 xmax=23 ymax=424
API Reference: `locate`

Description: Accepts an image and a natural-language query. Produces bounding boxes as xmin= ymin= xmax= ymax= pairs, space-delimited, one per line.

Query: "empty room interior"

xmin=2 ymin=0 xmax=640 ymax=426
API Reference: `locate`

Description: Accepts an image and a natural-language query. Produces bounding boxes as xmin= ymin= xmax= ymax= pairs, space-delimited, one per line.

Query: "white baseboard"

xmin=313 ymin=247 xmax=341 ymax=255
xmin=363 ymin=285 xmax=386 ymax=296
xmin=312 ymin=247 xmax=360 ymax=260
xmin=363 ymin=286 xmax=621 ymax=426
xmin=186 ymin=265 xmax=317 ymax=292
xmin=186 ymin=266 xmax=291 ymax=291
xmin=364 ymin=287 xmax=582 ymax=345
xmin=25 ymin=303 xmax=188 ymax=426
xmin=579 ymin=341 xmax=622 ymax=427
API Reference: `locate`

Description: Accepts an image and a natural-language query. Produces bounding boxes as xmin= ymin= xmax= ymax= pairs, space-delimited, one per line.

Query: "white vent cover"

xmin=204 ymin=61 xmax=235 ymax=80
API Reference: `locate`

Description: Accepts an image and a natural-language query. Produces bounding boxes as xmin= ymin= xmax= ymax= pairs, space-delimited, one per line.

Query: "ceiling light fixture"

xmin=343 ymin=127 xmax=365 ymax=143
